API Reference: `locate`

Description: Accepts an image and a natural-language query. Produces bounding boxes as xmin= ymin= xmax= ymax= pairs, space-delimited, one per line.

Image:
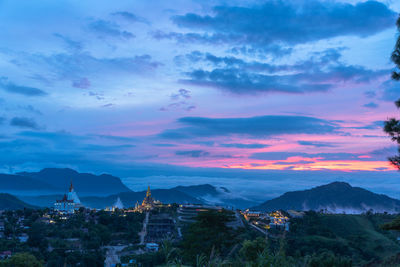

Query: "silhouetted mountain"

xmin=20 ymin=188 xmax=203 ymax=209
xmin=83 ymin=189 xmax=203 ymax=209
xmin=19 ymin=183 xmax=259 ymax=209
xmin=0 ymin=193 xmax=37 ymax=210
xmin=16 ymin=168 xmax=131 ymax=195
xmin=0 ymin=174 xmax=56 ymax=192
xmin=172 ymin=184 xmax=258 ymax=209
xmin=252 ymin=182 xmax=400 ymax=213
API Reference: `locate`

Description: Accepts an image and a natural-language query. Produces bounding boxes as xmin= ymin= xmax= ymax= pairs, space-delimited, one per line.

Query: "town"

xmin=0 ymin=182 xmax=297 ymax=266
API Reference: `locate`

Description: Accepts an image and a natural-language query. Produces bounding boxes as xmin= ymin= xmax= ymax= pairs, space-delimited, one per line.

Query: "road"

xmin=139 ymin=212 xmax=149 ymax=245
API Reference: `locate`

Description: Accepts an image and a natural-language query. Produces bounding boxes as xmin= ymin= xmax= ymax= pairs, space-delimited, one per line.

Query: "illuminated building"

xmin=54 ymin=181 xmax=83 ymax=214
xmin=105 ymin=197 xmax=124 ymax=211
xmin=134 ymin=186 xmax=161 ymax=212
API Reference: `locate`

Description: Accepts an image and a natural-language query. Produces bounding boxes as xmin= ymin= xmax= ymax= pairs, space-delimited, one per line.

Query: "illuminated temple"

xmin=54 ymin=182 xmax=83 ymax=214
xmin=134 ymin=186 xmax=161 ymax=211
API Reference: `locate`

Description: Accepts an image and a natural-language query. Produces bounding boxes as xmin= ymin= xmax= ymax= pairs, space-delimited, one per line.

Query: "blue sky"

xmin=1 ymin=0 xmax=400 ymax=198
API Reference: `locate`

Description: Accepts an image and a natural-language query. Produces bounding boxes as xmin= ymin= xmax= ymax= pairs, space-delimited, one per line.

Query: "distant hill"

xmin=82 ymin=188 xmax=203 ymax=209
xmin=172 ymin=184 xmax=258 ymax=209
xmin=0 ymin=193 xmax=37 ymax=210
xmin=0 ymin=173 xmax=56 ymax=192
xmin=15 ymin=179 xmax=258 ymax=209
xmin=16 ymin=168 xmax=132 ymax=195
xmin=252 ymin=182 xmax=400 ymax=213
xmin=20 ymin=188 xmax=203 ymax=209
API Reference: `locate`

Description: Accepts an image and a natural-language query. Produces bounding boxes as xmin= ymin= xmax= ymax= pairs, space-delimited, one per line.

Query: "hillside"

xmin=0 ymin=193 xmax=37 ymax=210
xmin=16 ymin=168 xmax=132 ymax=195
xmin=287 ymin=212 xmax=400 ymax=265
xmin=252 ymin=182 xmax=400 ymax=213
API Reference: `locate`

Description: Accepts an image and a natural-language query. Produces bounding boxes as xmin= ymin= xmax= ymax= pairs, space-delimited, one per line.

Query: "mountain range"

xmin=19 ymin=184 xmax=257 ymax=209
xmin=252 ymin=182 xmax=400 ymax=213
xmin=0 ymin=193 xmax=37 ymax=210
xmin=1 ymin=168 xmax=400 ymax=213
xmin=1 ymin=168 xmax=131 ymax=195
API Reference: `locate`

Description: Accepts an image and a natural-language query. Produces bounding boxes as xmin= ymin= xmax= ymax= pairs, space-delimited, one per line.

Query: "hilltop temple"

xmin=134 ymin=186 xmax=161 ymax=211
xmin=54 ymin=182 xmax=83 ymax=214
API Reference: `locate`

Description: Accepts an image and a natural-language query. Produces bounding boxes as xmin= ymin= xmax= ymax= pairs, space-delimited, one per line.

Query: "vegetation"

xmin=121 ymin=210 xmax=400 ymax=267
xmin=385 ymin=14 xmax=400 ymax=169
xmin=0 ymin=194 xmax=37 ymax=210
xmin=0 ymin=252 xmax=43 ymax=267
xmin=286 ymin=211 xmax=400 ymax=266
xmin=383 ymin=14 xmax=400 ymax=232
xmin=0 ymin=208 xmax=144 ymax=266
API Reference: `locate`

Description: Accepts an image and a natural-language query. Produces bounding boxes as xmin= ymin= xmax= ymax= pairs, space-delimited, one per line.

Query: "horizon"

xmin=2 ymin=0 xmax=400 ymax=198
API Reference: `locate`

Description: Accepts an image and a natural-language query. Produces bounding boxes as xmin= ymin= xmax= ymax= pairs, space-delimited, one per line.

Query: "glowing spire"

xmin=146 ymin=185 xmax=151 ymax=197
xmin=69 ymin=181 xmax=74 ymax=192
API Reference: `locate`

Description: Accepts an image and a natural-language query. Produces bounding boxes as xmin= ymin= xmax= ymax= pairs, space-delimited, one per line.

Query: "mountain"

xmin=0 ymin=193 xmax=38 ymax=210
xmin=82 ymin=189 xmax=203 ymax=209
xmin=20 ymin=188 xmax=203 ymax=209
xmin=172 ymin=184 xmax=259 ymax=209
xmin=252 ymin=182 xmax=400 ymax=213
xmin=16 ymin=168 xmax=131 ymax=195
xmin=0 ymin=173 xmax=56 ymax=192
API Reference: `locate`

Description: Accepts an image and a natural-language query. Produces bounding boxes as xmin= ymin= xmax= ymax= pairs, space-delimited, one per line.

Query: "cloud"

xmin=381 ymin=80 xmax=400 ymax=101
xmin=53 ymin=33 xmax=83 ymax=52
xmin=297 ymin=140 xmax=337 ymax=148
xmin=72 ymin=77 xmax=91 ymax=89
xmin=171 ymin=88 xmax=191 ymax=100
xmin=183 ymin=68 xmax=332 ymax=94
xmin=10 ymin=117 xmax=40 ymax=130
xmin=177 ymin=50 xmax=386 ymax=95
xmin=112 ymin=11 xmax=149 ymax=24
xmin=220 ymin=143 xmax=270 ymax=149
xmin=352 ymin=120 xmax=383 ymax=130
xmin=363 ymin=102 xmax=379 ymax=109
xmin=88 ymin=19 xmax=135 ymax=39
xmin=160 ymin=115 xmax=339 ymax=139
xmin=14 ymin=52 xmax=161 ymax=85
xmin=153 ymin=143 xmax=177 ymax=147
xmin=364 ymin=90 xmax=376 ymax=98
xmin=20 ymin=105 xmax=42 ymax=115
xmin=250 ymin=151 xmax=372 ymax=161
xmin=167 ymin=1 xmax=395 ymax=49
xmin=0 ymin=79 xmax=47 ymax=96
xmin=161 ymin=89 xmax=195 ymax=111
xmin=175 ymin=150 xmax=210 ymax=157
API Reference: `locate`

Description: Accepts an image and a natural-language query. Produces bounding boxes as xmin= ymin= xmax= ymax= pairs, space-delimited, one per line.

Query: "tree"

xmin=385 ymin=15 xmax=400 ymax=170
xmin=0 ymin=252 xmax=43 ymax=267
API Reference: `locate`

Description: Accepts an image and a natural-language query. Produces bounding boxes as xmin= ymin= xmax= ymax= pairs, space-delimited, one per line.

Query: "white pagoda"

xmin=54 ymin=181 xmax=83 ymax=214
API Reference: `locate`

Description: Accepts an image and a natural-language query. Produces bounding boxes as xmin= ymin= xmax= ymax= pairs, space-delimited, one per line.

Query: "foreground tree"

xmin=383 ymin=15 xmax=400 ymax=230
xmin=385 ymin=15 xmax=400 ymax=169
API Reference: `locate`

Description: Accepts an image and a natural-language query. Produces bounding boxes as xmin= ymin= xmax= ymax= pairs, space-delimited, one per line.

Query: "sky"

xmin=1 ymin=0 xmax=400 ymax=199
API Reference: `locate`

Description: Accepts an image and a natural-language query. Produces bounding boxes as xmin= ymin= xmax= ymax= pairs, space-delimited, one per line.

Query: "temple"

xmin=105 ymin=197 xmax=125 ymax=211
xmin=134 ymin=186 xmax=161 ymax=212
xmin=54 ymin=181 xmax=83 ymax=214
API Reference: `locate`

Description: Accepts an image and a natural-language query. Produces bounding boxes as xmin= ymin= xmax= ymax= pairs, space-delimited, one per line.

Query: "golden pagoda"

xmin=141 ymin=185 xmax=154 ymax=210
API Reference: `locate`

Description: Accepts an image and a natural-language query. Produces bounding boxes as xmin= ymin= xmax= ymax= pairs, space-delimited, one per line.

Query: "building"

xmin=134 ymin=186 xmax=161 ymax=212
xmin=54 ymin=182 xmax=83 ymax=214
xmin=142 ymin=185 xmax=154 ymax=210
xmin=145 ymin=242 xmax=159 ymax=252
xmin=105 ymin=197 xmax=124 ymax=211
